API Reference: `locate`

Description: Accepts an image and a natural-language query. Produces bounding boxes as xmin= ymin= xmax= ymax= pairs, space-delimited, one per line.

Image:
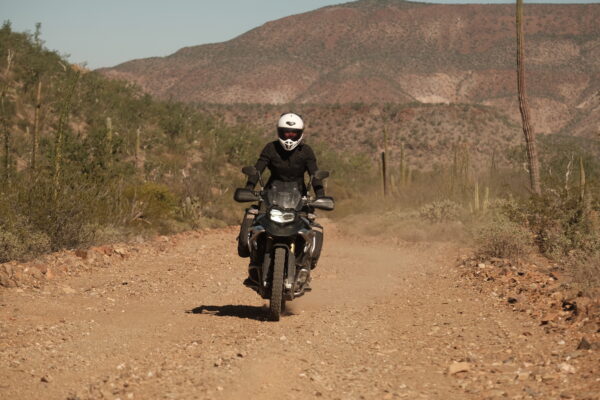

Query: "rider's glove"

xmin=315 ymin=189 xmax=325 ymax=198
xmin=245 ymin=183 xmax=255 ymax=191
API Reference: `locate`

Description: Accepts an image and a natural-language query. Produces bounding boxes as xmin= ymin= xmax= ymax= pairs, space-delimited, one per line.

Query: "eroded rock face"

xmin=99 ymin=1 xmax=600 ymax=136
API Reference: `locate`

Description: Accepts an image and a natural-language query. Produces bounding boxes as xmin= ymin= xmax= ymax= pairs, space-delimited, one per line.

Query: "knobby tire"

xmin=269 ymin=247 xmax=286 ymax=321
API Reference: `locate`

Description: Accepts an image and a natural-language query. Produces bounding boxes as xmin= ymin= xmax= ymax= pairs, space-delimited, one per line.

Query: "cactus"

xmin=474 ymin=180 xmax=480 ymax=212
xmin=490 ymin=150 xmax=497 ymax=182
xmin=483 ymin=186 xmax=490 ymax=212
xmin=399 ymin=141 xmax=406 ymax=186
xmin=451 ymin=145 xmax=458 ymax=195
xmin=31 ymin=79 xmax=42 ymax=171
xmin=53 ymin=70 xmax=80 ymax=200
xmin=451 ymin=144 xmax=471 ymax=198
xmin=463 ymin=147 xmax=471 ymax=186
xmin=1 ymin=49 xmax=15 ymax=185
xmin=135 ymin=126 xmax=142 ymax=172
xmin=381 ymin=151 xmax=387 ymax=197
xmin=389 ymin=171 xmax=396 ymax=196
xmin=579 ymin=156 xmax=586 ymax=201
xmin=106 ymin=117 xmax=113 ymax=167
xmin=516 ymin=0 xmax=542 ymax=194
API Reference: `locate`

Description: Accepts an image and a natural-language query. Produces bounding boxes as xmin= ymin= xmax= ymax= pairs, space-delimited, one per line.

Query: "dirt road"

xmin=1 ymin=223 xmax=598 ymax=399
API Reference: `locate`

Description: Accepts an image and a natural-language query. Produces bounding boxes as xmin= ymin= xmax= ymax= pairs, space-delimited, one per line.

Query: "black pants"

xmin=237 ymin=207 xmax=257 ymax=258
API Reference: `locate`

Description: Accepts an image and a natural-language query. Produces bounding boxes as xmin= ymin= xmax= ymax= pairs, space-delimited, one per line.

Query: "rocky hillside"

xmin=99 ymin=0 xmax=600 ymax=137
xmin=199 ymin=102 xmax=522 ymax=170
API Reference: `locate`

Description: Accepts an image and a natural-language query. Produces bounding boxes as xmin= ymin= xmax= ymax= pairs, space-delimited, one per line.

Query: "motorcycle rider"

xmin=238 ymin=112 xmax=326 ymax=283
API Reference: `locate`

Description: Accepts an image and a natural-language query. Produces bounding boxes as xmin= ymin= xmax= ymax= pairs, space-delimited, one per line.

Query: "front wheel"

xmin=269 ymin=247 xmax=286 ymax=321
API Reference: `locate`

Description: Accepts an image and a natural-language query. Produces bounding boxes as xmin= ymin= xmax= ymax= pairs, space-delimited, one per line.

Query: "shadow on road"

xmin=187 ymin=305 xmax=268 ymax=320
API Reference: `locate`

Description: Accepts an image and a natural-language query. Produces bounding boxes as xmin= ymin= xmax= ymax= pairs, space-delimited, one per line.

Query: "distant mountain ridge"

xmin=99 ymin=0 xmax=600 ymax=136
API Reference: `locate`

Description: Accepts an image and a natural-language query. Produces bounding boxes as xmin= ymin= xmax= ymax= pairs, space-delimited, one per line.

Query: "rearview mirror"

xmin=311 ymin=196 xmax=335 ymax=211
xmin=234 ymin=188 xmax=259 ymax=203
xmin=313 ymin=170 xmax=330 ymax=181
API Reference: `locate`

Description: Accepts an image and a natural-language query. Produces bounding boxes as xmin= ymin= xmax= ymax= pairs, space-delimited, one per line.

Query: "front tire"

xmin=269 ymin=247 xmax=286 ymax=321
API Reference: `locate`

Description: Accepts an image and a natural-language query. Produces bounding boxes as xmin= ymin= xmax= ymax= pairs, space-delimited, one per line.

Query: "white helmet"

xmin=277 ymin=113 xmax=304 ymax=151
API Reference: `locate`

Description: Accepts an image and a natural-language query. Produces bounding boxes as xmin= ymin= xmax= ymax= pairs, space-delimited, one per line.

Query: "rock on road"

xmin=1 ymin=223 xmax=598 ymax=400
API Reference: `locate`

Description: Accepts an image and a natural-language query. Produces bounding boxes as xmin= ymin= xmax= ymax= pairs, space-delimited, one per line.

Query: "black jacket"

xmin=246 ymin=141 xmax=325 ymax=197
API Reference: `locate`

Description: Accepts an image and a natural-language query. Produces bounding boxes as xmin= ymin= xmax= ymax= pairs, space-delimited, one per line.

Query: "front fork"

xmin=250 ymin=238 xmax=306 ymax=300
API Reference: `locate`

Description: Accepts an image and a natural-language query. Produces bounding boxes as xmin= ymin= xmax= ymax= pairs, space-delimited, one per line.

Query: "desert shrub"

xmin=419 ymin=200 xmax=462 ymax=223
xmin=0 ymin=231 xmax=25 ymax=263
xmin=0 ymin=26 xmax=314 ymax=261
xmin=0 ymin=216 xmax=51 ymax=262
xmin=123 ymin=182 xmax=178 ymax=224
xmin=474 ymin=216 xmax=533 ymax=260
xmin=14 ymin=176 xmax=100 ymax=251
xmin=501 ymin=192 xmax=600 ymax=259
xmin=567 ymin=252 xmax=600 ymax=296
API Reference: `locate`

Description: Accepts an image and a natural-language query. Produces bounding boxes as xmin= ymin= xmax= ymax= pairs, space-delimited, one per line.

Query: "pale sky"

xmin=2 ymin=0 xmax=598 ymax=69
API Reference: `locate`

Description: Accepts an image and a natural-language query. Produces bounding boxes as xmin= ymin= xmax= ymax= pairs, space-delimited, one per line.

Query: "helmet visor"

xmin=277 ymin=128 xmax=302 ymax=141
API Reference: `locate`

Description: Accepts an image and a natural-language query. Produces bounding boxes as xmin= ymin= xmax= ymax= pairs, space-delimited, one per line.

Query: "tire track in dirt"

xmin=1 ymin=223 xmax=598 ymax=399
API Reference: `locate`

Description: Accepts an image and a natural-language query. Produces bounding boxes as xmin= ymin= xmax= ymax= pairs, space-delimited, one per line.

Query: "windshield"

xmin=266 ymin=181 xmax=302 ymax=210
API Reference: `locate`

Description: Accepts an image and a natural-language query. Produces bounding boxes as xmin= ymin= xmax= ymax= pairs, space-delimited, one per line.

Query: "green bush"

xmin=501 ymin=192 xmax=600 ymax=259
xmin=123 ymin=182 xmax=178 ymax=224
xmin=0 ymin=231 xmax=24 ymax=263
xmin=0 ymin=216 xmax=51 ymax=263
xmin=474 ymin=216 xmax=533 ymax=260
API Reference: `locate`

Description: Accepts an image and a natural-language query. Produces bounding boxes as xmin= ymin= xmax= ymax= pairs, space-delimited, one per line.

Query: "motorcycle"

xmin=234 ymin=166 xmax=334 ymax=321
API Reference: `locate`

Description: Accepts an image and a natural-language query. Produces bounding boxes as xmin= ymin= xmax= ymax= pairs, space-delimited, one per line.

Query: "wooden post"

xmin=381 ymin=151 xmax=387 ymax=197
xmin=382 ymin=128 xmax=388 ymax=197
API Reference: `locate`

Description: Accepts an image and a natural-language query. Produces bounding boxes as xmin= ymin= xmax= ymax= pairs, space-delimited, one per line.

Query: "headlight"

xmin=269 ymin=208 xmax=295 ymax=224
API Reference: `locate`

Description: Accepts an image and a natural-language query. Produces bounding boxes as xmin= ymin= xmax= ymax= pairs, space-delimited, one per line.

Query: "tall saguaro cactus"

xmin=53 ymin=70 xmax=80 ymax=200
xmin=106 ymin=116 xmax=113 ymax=168
xmin=135 ymin=126 xmax=142 ymax=172
xmin=399 ymin=141 xmax=406 ymax=186
xmin=31 ymin=79 xmax=42 ymax=171
xmin=516 ymin=0 xmax=541 ymax=195
xmin=1 ymin=49 xmax=15 ymax=185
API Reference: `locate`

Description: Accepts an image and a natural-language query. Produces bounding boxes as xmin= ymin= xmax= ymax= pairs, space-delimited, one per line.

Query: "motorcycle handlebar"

xmin=234 ymin=188 xmax=334 ymax=211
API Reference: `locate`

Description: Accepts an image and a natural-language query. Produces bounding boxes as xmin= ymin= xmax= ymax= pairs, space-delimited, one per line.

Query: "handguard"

xmin=310 ymin=196 xmax=335 ymax=211
xmin=234 ymin=188 xmax=259 ymax=203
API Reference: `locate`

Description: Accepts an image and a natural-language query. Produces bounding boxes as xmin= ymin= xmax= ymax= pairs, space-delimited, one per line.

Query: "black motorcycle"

xmin=234 ymin=166 xmax=334 ymax=321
